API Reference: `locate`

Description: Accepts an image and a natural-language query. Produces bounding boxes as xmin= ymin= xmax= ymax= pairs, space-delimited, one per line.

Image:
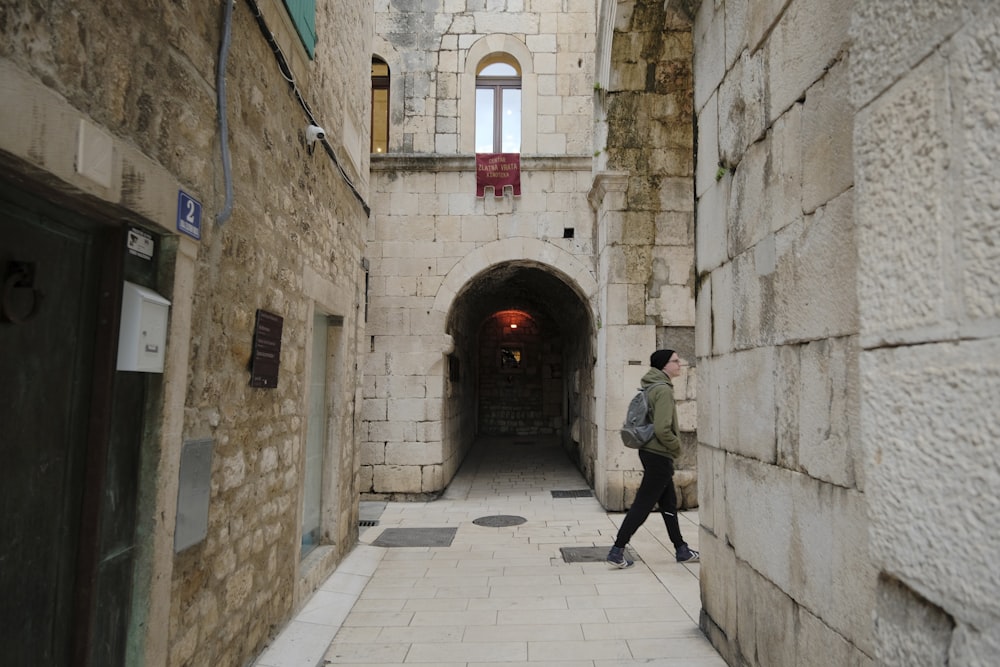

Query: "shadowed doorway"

xmin=444 ymin=261 xmax=597 ymax=486
xmin=477 ymin=308 xmax=560 ymax=436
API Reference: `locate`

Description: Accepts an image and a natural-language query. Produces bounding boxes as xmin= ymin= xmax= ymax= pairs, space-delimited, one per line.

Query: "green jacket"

xmin=640 ymin=367 xmax=681 ymax=460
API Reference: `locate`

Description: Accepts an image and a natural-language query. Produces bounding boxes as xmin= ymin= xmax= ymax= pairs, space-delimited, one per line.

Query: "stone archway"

xmin=435 ymin=242 xmax=599 ymax=491
xmin=432 ymin=237 xmax=599 ymax=314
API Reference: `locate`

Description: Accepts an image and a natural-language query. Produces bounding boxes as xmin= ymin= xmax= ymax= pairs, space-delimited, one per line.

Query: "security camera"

xmin=306 ymin=124 xmax=326 ymax=145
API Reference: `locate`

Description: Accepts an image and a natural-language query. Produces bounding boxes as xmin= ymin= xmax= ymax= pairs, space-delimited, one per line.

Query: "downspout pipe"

xmin=216 ymin=0 xmax=235 ymax=225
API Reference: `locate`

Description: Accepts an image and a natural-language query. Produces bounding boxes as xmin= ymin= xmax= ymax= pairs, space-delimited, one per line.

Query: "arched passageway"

xmin=444 ymin=261 xmax=597 ymax=486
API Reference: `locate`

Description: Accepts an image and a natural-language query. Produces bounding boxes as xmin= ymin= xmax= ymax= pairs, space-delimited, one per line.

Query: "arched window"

xmin=371 ymin=57 xmax=389 ymax=153
xmin=475 ymin=56 xmax=521 ymax=154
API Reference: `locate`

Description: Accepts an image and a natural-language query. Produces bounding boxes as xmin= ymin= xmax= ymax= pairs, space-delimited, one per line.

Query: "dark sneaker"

xmin=607 ymin=546 xmax=634 ymax=569
xmin=676 ymin=545 xmax=700 ymax=563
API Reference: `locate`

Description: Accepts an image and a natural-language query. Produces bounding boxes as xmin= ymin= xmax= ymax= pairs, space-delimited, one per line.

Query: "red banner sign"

xmin=476 ymin=153 xmax=521 ymax=197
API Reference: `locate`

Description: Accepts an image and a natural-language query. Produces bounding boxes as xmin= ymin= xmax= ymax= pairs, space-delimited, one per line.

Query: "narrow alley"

xmin=255 ymin=437 xmax=724 ymax=666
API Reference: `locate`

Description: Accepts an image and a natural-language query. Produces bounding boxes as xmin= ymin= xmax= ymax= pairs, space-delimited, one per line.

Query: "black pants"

xmin=614 ymin=449 xmax=686 ymax=550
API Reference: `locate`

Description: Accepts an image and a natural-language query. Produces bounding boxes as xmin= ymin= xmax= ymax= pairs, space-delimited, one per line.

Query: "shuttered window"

xmin=283 ymin=0 xmax=316 ymax=58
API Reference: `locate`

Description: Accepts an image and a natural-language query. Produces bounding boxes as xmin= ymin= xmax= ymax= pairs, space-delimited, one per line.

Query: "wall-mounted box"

xmin=117 ymin=281 xmax=171 ymax=373
xmin=175 ymin=438 xmax=213 ymax=552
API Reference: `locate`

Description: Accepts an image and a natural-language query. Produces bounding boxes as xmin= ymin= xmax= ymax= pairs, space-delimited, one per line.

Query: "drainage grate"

xmin=551 ymin=489 xmax=592 ymax=498
xmin=560 ymin=546 xmax=640 ymax=564
xmin=371 ymin=527 xmax=458 ymax=548
xmin=359 ymin=520 xmax=379 ymax=527
xmin=472 ymin=515 xmax=527 ymax=527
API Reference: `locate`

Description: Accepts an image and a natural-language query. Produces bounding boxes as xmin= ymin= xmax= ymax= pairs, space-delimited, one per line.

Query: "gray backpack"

xmin=619 ymin=382 xmax=667 ymax=448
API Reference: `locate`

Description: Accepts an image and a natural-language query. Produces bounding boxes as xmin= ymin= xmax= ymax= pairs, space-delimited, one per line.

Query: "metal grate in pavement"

xmin=560 ymin=545 xmax=640 ymax=563
xmin=370 ymin=527 xmax=458 ymax=548
xmin=551 ymin=489 xmax=592 ymax=498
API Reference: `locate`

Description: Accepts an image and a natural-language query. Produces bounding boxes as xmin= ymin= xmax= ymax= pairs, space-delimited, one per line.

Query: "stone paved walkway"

xmin=254 ymin=436 xmax=726 ymax=666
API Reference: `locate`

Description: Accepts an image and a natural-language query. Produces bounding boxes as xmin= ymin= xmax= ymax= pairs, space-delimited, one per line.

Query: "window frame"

xmin=371 ymin=58 xmax=390 ymax=153
xmin=301 ymin=310 xmax=330 ymax=559
xmin=475 ymin=59 xmax=521 ymax=154
xmin=461 ymin=37 xmax=536 ymax=154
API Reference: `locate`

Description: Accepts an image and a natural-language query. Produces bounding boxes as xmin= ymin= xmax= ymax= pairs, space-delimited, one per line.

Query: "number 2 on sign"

xmin=176 ymin=191 xmax=202 ymax=240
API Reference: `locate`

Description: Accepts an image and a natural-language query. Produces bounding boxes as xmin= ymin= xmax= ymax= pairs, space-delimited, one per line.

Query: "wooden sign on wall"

xmin=250 ymin=309 xmax=283 ymax=388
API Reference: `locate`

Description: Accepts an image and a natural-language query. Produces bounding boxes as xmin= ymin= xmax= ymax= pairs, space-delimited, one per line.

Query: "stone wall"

xmin=852 ymin=1 xmax=1000 ymax=663
xmin=693 ymin=0 xmax=876 ymax=664
xmin=477 ymin=312 xmax=563 ymax=436
xmin=0 ymin=1 xmax=371 ymax=665
xmin=366 ymin=0 xmax=605 ymax=502
xmin=166 ymin=0 xmax=371 ymax=660
xmin=696 ymin=0 xmax=1000 ymax=664
xmin=374 ymin=0 xmax=596 ymax=155
xmin=593 ymin=0 xmax=697 ymax=510
xmin=7 ymin=1 xmax=996 ymax=664
xmin=365 ymin=0 xmax=699 ymax=512
xmin=365 ymin=156 xmax=599 ymax=496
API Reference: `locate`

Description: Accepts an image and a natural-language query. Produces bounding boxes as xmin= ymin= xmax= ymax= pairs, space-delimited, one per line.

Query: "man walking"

xmin=607 ymin=349 xmax=699 ymax=568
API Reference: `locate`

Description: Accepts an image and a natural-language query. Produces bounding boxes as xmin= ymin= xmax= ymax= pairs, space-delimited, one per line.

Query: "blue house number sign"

xmin=177 ymin=190 xmax=202 ymax=240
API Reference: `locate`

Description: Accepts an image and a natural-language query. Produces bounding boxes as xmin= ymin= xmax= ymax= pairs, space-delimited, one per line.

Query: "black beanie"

xmin=650 ymin=349 xmax=674 ymax=369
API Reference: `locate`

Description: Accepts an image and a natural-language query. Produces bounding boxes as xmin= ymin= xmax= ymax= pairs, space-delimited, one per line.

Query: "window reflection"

xmin=476 ymin=58 xmax=521 ymax=154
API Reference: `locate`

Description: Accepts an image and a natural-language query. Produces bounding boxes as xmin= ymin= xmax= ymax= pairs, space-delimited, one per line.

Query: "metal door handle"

xmin=2 ymin=262 xmax=44 ymax=324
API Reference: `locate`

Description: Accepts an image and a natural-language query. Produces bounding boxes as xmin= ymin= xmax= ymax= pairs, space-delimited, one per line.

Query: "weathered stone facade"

xmin=365 ymin=0 xmax=699 ymax=512
xmin=854 ymin=1 xmax=1000 ymax=663
xmin=7 ymin=0 xmax=996 ymax=665
xmin=1 ymin=1 xmax=370 ymax=665
xmin=597 ymin=0 xmax=698 ymax=509
xmin=695 ymin=0 xmax=1000 ymax=664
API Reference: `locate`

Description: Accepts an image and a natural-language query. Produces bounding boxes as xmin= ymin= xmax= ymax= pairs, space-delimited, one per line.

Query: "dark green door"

xmin=0 ymin=193 xmax=103 ymax=664
xmin=0 ymin=184 xmax=144 ymax=666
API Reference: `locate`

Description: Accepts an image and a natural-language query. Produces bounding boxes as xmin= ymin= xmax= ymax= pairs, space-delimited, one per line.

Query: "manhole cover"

xmin=560 ymin=546 xmax=640 ymax=563
xmin=551 ymin=489 xmax=592 ymax=498
xmin=472 ymin=515 xmax=527 ymax=527
xmin=371 ymin=527 xmax=457 ymax=548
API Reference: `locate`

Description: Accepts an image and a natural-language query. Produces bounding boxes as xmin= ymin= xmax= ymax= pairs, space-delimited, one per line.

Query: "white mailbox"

xmin=117 ymin=281 xmax=171 ymax=373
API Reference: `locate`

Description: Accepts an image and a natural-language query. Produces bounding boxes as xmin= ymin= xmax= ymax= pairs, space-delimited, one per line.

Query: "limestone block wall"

xmin=693 ymin=0 xmax=875 ymax=664
xmin=365 ymin=157 xmax=598 ymax=494
xmin=367 ymin=0 xmax=606 ymax=501
xmin=593 ymin=0 xmax=697 ymax=511
xmin=368 ymin=0 xmax=700 ymax=513
xmin=374 ymin=0 xmax=595 ymax=156
xmin=477 ymin=313 xmax=563 ymax=436
xmin=165 ymin=1 xmax=372 ymax=661
xmin=1 ymin=2 xmax=371 ymax=666
xmin=852 ymin=1 xmax=1000 ymax=663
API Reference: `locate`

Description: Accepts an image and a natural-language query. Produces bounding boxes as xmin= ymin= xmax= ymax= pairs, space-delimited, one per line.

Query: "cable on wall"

xmin=244 ymin=0 xmax=371 ymax=216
